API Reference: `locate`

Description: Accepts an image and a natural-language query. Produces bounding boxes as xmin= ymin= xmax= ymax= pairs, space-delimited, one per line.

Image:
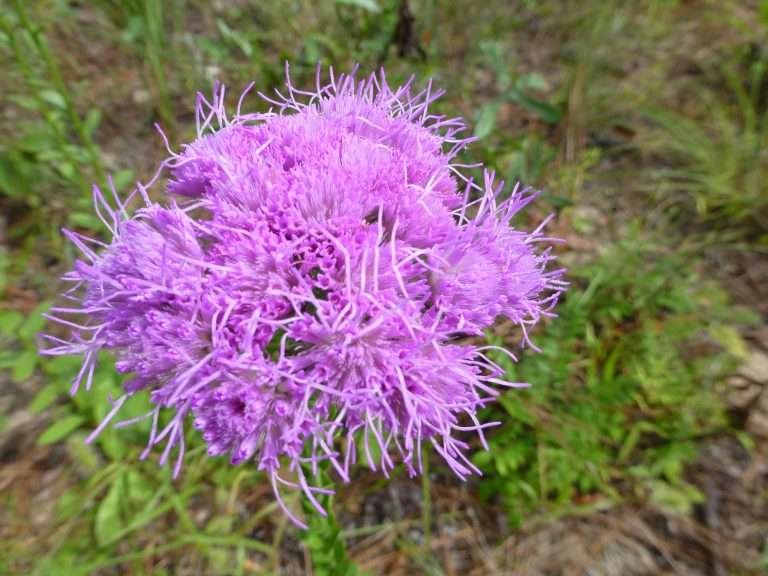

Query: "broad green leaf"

xmin=474 ymin=102 xmax=500 ymax=139
xmin=40 ymin=89 xmax=67 ymax=109
xmin=112 ymin=169 xmax=135 ymax=192
xmin=41 ymin=354 xmax=82 ymax=377
xmin=56 ymin=161 xmax=77 ymax=181
xmin=18 ymin=301 xmax=50 ymax=340
xmin=0 ymin=351 xmax=17 ymax=370
xmin=0 ymin=309 xmax=24 ymax=336
xmin=17 ymin=126 xmax=57 ymax=153
xmin=68 ymin=210 xmax=103 ymax=231
xmin=516 ymin=72 xmax=549 ymax=92
xmin=12 ymin=348 xmax=37 ymax=381
xmin=509 ymin=90 xmax=562 ymax=124
xmin=95 ymin=475 xmax=125 ymax=547
xmin=56 ymin=488 xmax=84 ymax=521
xmin=38 ymin=415 xmax=85 ymax=445
xmin=124 ymin=469 xmax=153 ymax=506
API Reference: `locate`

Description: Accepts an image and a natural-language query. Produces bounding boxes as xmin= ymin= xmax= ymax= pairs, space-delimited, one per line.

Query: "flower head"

xmin=42 ymin=66 xmax=566 ymax=526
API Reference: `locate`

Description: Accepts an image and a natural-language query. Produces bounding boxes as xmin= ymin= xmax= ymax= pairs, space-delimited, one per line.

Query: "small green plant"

xmin=334 ymin=0 xmax=407 ymax=65
xmin=91 ymin=0 xmax=176 ymax=128
xmin=476 ymin=236 xmax=755 ymax=526
xmin=0 ymin=304 xmax=50 ymax=389
xmin=4 ymin=350 xmax=278 ymax=575
xmin=644 ymin=52 xmax=768 ymax=234
xmin=469 ymin=40 xmax=561 ymax=191
xmin=0 ymin=2 xmax=105 ymax=190
xmin=475 ymin=40 xmax=562 ymax=130
xmin=0 ymin=2 xmax=127 ymax=247
xmin=300 ymin=466 xmax=361 ymax=576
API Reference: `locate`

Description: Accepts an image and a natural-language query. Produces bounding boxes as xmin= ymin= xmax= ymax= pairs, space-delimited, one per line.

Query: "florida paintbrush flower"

xmin=41 ymin=66 xmax=566 ymax=526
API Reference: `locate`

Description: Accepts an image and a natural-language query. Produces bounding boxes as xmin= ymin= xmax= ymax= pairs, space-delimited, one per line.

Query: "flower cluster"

xmin=42 ymin=67 xmax=565 ymax=525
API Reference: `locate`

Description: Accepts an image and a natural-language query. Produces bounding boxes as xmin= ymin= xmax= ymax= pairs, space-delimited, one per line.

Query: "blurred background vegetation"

xmin=1 ymin=1 xmax=767 ymax=574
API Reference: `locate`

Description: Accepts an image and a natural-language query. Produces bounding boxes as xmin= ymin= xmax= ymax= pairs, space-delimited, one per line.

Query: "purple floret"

xmin=41 ymin=66 xmax=566 ymax=526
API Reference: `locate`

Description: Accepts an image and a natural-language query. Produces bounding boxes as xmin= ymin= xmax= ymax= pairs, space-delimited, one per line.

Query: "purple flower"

xmin=41 ymin=66 xmax=566 ymax=526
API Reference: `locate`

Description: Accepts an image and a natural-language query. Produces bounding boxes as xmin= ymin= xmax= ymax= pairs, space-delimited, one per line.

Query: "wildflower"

xmin=41 ymin=66 xmax=566 ymax=526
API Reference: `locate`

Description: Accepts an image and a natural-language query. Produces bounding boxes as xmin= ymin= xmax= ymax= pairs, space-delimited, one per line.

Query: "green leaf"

xmin=0 ymin=351 xmax=17 ymax=370
xmin=0 ymin=309 xmax=24 ymax=336
xmin=41 ymin=354 xmax=82 ymax=377
xmin=66 ymin=433 xmax=101 ymax=472
xmin=516 ymin=72 xmax=549 ymax=92
xmin=708 ymin=324 xmax=748 ymax=359
xmin=12 ymin=348 xmax=38 ymax=381
xmin=95 ymin=474 xmax=125 ymax=547
xmin=0 ymin=155 xmax=20 ymax=198
xmin=55 ymin=488 xmax=83 ymax=521
xmin=17 ymin=125 xmax=57 ymax=153
xmin=112 ymin=169 xmax=135 ymax=192
xmin=300 ymin=465 xmax=360 ymax=576
xmin=474 ymin=102 xmax=500 ymax=139
xmin=124 ymin=469 xmax=153 ymax=507
xmin=37 ymin=415 xmax=85 ymax=446
xmin=18 ymin=301 xmax=50 ymax=340
xmin=8 ymin=94 xmax=41 ymax=111
xmin=335 ymin=0 xmax=381 ymax=12
xmin=84 ymin=108 xmax=102 ymax=138
xmin=216 ymin=19 xmax=253 ymax=58
xmin=56 ymin=161 xmax=77 ymax=182
xmin=647 ymin=480 xmax=703 ymax=515
xmin=509 ymin=90 xmax=562 ymax=124
xmin=40 ymin=89 xmax=68 ymax=110
xmin=68 ymin=210 xmax=103 ymax=231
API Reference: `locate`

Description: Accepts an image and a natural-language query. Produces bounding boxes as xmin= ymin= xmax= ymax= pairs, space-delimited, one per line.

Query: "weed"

xmin=1 ymin=2 xmax=105 ymax=187
xmin=643 ymin=51 xmax=768 ymax=235
xmin=476 ymin=235 xmax=756 ymax=526
xmin=91 ymin=0 xmax=176 ymax=128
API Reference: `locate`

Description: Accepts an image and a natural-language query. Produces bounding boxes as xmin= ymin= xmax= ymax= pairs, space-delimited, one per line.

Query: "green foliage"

xmin=1 ymin=1 xmax=766 ymax=573
xmin=91 ymin=0 xmax=176 ymax=127
xmin=644 ymin=50 xmax=768 ymax=234
xmin=468 ymin=40 xmax=561 ymax=190
xmin=476 ymin=237 xmax=756 ymax=525
xmin=0 ymin=111 xmax=92 ymax=203
xmin=0 ymin=304 xmax=48 ymax=384
xmin=300 ymin=467 xmax=362 ymax=576
xmin=0 ymin=1 xmax=121 ymax=250
xmin=0 ymin=2 xmax=105 ymax=189
xmin=477 ymin=40 xmax=562 ymax=126
xmin=334 ymin=0 xmax=404 ymax=64
xmin=0 ymin=322 xmax=278 ymax=574
xmin=14 ymin=357 xmax=276 ymax=574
